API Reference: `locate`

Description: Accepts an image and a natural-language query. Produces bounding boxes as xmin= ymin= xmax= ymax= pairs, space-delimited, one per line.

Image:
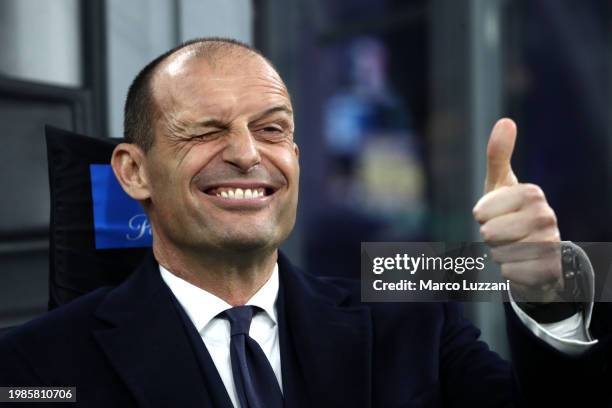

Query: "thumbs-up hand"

xmin=473 ymin=119 xmax=562 ymax=303
xmin=484 ymin=118 xmax=518 ymax=193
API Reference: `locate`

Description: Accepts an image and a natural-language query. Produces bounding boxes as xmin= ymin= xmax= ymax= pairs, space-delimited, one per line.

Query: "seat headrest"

xmin=45 ymin=126 xmax=150 ymax=309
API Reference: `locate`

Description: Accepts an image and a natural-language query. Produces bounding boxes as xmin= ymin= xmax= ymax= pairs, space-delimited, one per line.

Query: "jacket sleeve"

xmin=505 ymin=301 xmax=612 ymax=407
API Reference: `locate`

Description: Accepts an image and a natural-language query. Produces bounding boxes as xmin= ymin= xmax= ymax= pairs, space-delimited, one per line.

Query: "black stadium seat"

xmin=45 ymin=126 xmax=148 ymax=309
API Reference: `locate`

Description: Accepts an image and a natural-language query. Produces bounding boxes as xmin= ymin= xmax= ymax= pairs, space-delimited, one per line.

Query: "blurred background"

xmin=1 ymin=0 xmax=612 ymax=356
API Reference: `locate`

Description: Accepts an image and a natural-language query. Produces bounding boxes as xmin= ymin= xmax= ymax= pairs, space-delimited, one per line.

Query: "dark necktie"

xmin=222 ymin=305 xmax=283 ymax=408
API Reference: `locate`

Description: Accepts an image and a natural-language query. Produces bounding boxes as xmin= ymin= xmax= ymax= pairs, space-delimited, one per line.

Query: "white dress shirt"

xmin=160 ymin=264 xmax=282 ymax=408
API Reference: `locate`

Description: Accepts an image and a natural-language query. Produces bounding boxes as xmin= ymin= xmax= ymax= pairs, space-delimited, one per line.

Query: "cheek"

xmin=144 ymin=150 xmax=180 ymax=194
xmin=156 ymin=144 xmax=220 ymax=193
xmin=264 ymin=144 xmax=300 ymax=182
xmin=145 ymin=159 xmax=187 ymax=203
xmin=144 ymin=162 xmax=168 ymax=196
xmin=182 ymin=142 xmax=226 ymax=180
xmin=148 ymin=172 xmax=177 ymax=204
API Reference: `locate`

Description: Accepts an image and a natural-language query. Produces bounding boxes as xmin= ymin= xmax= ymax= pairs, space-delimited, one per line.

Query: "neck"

xmin=153 ymin=242 xmax=278 ymax=306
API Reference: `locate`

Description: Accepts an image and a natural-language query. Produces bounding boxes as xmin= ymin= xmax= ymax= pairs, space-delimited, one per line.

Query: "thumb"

xmin=485 ymin=118 xmax=519 ymax=193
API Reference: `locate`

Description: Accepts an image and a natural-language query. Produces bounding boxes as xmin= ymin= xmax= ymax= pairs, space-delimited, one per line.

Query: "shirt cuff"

xmin=510 ymin=301 xmax=597 ymax=356
xmin=508 ymin=242 xmax=598 ymax=356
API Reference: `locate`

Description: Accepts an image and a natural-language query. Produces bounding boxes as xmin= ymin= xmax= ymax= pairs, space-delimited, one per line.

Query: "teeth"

xmin=213 ymin=187 xmax=269 ymax=199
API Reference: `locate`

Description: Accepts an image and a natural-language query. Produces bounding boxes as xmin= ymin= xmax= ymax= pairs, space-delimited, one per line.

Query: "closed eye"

xmin=194 ymin=130 xmax=223 ymax=140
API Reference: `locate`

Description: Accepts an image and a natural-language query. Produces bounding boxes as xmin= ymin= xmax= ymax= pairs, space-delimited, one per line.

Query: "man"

xmin=0 ymin=38 xmax=610 ymax=407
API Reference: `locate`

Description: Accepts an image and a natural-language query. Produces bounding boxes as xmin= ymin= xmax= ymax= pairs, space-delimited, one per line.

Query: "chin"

xmin=213 ymin=231 xmax=281 ymax=253
xmin=217 ymin=239 xmax=277 ymax=254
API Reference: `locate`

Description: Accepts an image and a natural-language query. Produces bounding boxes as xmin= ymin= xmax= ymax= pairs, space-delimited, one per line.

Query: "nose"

xmin=222 ymin=127 xmax=261 ymax=172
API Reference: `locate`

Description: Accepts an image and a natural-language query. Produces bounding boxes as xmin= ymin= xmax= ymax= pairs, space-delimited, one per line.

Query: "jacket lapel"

xmin=91 ymin=250 xmax=373 ymax=407
xmin=92 ymin=252 xmax=216 ymax=408
xmin=278 ymin=252 xmax=373 ymax=408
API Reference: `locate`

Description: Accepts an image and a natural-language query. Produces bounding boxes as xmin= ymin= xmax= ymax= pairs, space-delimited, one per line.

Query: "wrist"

xmin=516 ymin=243 xmax=588 ymax=323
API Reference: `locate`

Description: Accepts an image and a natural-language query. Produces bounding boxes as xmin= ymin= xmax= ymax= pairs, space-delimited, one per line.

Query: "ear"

xmin=111 ymin=143 xmax=151 ymax=201
xmin=293 ymin=142 xmax=300 ymax=159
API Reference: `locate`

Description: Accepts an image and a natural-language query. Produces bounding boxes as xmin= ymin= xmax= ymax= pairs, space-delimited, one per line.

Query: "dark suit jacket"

xmin=0 ymin=252 xmax=611 ymax=407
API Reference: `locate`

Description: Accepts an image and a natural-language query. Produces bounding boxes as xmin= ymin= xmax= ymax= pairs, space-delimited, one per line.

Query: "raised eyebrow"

xmin=251 ymin=105 xmax=294 ymax=122
xmin=192 ymin=106 xmax=292 ymax=128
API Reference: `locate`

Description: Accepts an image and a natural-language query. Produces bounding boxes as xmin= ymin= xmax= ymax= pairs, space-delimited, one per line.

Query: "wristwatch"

xmin=517 ymin=242 xmax=588 ymax=323
xmin=559 ymin=242 xmax=588 ymax=303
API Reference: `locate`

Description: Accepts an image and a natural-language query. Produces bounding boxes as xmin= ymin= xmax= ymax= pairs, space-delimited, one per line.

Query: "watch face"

xmin=560 ymin=244 xmax=587 ymax=304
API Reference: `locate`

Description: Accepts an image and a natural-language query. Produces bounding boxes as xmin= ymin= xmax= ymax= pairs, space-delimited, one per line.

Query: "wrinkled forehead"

xmin=151 ymin=47 xmax=291 ymax=119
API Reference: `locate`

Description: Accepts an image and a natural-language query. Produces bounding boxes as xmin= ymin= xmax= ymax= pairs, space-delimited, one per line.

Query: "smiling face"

xmin=139 ymin=48 xmax=299 ymax=255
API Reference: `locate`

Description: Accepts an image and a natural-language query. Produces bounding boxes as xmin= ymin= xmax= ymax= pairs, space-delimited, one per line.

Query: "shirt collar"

xmin=160 ymin=263 xmax=279 ymax=333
